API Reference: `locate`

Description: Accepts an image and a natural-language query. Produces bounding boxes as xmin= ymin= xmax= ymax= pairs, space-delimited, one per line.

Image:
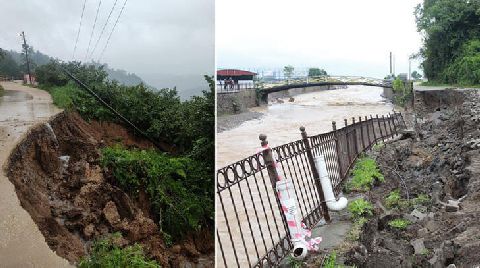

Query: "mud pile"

xmin=345 ymin=89 xmax=480 ymax=267
xmin=5 ymin=112 xmax=213 ymax=267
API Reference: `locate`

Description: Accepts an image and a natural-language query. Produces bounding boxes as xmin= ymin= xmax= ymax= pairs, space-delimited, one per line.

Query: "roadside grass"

xmin=347 ymin=156 xmax=384 ymax=192
xmin=41 ymin=84 xmax=76 ymax=109
xmin=78 ymin=233 xmax=160 ymax=268
xmin=420 ymin=81 xmax=480 ymax=88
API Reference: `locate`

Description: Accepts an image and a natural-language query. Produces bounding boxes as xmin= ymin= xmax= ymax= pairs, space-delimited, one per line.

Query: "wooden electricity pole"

xmin=20 ymin=31 xmax=32 ymax=84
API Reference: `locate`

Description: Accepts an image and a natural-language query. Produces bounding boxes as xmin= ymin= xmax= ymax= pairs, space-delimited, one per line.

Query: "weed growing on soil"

xmin=101 ymin=146 xmax=213 ymax=240
xmin=372 ymin=142 xmax=384 ymax=151
xmin=412 ymin=194 xmax=431 ymax=207
xmin=348 ymin=157 xmax=384 ymax=192
xmin=384 ymin=189 xmax=409 ymax=209
xmin=388 ymin=218 xmax=410 ymax=229
xmin=346 ymin=217 xmax=368 ymax=241
xmin=79 ymin=233 xmax=160 ymax=268
xmin=348 ymin=198 xmax=374 ymax=219
xmin=323 ymin=251 xmax=337 ymax=268
xmin=285 ymin=255 xmax=304 ymax=268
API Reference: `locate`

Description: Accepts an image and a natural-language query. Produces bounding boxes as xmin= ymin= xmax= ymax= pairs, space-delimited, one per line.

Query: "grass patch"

xmin=323 ymin=251 xmax=337 ymax=268
xmin=285 ymin=255 xmax=304 ymax=268
xmin=42 ymin=84 xmax=76 ymax=109
xmin=348 ymin=198 xmax=373 ymax=219
xmin=372 ymin=142 xmax=384 ymax=151
xmin=100 ymin=146 xmax=213 ymax=241
xmin=420 ymin=81 xmax=480 ymax=88
xmin=388 ymin=218 xmax=410 ymax=229
xmin=346 ymin=217 xmax=368 ymax=241
xmin=79 ymin=233 xmax=160 ymax=268
xmin=384 ymin=190 xmax=431 ymax=211
xmin=348 ymin=156 xmax=384 ymax=192
xmin=412 ymin=194 xmax=431 ymax=207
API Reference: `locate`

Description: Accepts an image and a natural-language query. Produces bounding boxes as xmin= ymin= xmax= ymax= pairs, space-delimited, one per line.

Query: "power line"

xmin=88 ymin=0 xmax=119 ymax=60
xmin=72 ymin=0 xmax=88 ymax=61
xmin=98 ymin=0 xmax=128 ymax=61
xmin=84 ymin=0 xmax=102 ymax=62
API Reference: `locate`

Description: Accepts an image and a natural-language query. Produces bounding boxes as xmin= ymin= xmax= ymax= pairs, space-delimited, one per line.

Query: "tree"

xmin=283 ymin=65 xmax=294 ymax=79
xmin=308 ymin=67 xmax=327 ymax=77
xmin=415 ymin=0 xmax=480 ymax=83
xmin=411 ymin=71 xmax=422 ymax=80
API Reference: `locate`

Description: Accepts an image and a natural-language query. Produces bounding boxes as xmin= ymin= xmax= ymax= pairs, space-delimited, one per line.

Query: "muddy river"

xmin=217 ymin=85 xmax=395 ymax=167
xmin=216 ymin=85 xmax=395 ymax=267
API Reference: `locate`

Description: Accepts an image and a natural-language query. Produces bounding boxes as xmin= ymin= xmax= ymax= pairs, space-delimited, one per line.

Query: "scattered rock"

xmin=411 ymin=238 xmax=426 ymax=255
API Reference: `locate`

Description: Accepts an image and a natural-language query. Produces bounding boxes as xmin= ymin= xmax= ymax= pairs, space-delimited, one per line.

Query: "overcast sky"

xmin=0 ymin=0 xmax=214 ymax=96
xmin=217 ymin=0 xmax=423 ymax=78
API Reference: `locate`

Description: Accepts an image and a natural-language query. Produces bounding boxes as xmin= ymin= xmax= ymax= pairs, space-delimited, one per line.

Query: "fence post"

xmin=376 ymin=114 xmax=385 ymax=142
xmin=332 ymin=121 xmax=344 ymax=179
xmin=359 ymin=116 xmax=365 ymax=151
xmin=382 ymin=115 xmax=389 ymax=139
xmin=259 ymin=134 xmax=291 ymax=242
xmin=387 ymin=113 xmax=395 ymax=138
xmin=370 ymin=115 xmax=377 ymax=143
xmin=344 ymin=119 xmax=352 ymax=164
xmin=300 ymin=127 xmax=331 ymax=223
xmin=352 ymin=117 xmax=359 ymax=155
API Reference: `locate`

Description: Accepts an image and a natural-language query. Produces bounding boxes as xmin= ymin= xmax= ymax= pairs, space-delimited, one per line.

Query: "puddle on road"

xmin=217 ymin=85 xmax=394 ymax=167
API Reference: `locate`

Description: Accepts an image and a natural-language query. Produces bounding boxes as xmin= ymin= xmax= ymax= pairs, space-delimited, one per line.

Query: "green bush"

xmin=100 ymin=146 xmax=213 ymax=240
xmin=79 ymin=234 xmax=160 ymax=268
xmin=388 ymin=218 xmax=410 ymax=229
xmin=348 ymin=157 xmax=384 ymax=191
xmin=348 ymin=198 xmax=374 ymax=219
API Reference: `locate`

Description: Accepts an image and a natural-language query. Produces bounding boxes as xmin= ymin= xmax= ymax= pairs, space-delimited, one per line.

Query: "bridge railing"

xmin=217 ymin=82 xmax=255 ymax=93
xmin=263 ymin=75 xmax=389 ymax=89
xmin=216 ymin=112 xmax=406 ymax=268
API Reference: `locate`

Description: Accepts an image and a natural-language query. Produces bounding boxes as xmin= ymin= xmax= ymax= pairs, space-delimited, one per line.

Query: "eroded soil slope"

xmin=6 ymin=111 xmax=214 ymax=267
xmin=346 ymin=89 xmax=480 ymax=267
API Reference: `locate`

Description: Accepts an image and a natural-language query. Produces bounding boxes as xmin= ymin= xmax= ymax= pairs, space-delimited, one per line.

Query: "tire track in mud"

xmin=0 ymin=81 xmax=72 ymax=267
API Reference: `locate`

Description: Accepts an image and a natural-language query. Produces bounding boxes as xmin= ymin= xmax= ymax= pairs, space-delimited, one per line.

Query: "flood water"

xmin=216 ymin=85 xmax=395 ymax=267
xmin=217 ymin=85 xmax=394 ymax=168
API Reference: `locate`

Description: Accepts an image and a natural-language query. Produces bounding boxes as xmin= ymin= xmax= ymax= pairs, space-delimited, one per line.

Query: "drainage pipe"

xmin=314 ymin=155 xmax=348 ymax=211
xmin=276 ymin=179 xmax=309 ymax=260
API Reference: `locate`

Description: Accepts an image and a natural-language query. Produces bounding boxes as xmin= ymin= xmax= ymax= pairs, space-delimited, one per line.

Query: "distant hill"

xmin=0 ymin=48 xmax=145 ymax=87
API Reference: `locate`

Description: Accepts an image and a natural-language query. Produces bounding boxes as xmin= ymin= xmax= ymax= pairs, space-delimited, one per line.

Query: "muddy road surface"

xmin=0 ymin=81 xmax=71 ymax=267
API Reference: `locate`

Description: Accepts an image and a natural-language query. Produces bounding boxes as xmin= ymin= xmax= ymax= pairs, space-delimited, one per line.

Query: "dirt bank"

xmin=0 ymin=81 xmax=71 ymax=267
xmin=344 ymin=89 xmax=480 ymax=267
xmin=6 ymin=111 xmax=214 ymax=267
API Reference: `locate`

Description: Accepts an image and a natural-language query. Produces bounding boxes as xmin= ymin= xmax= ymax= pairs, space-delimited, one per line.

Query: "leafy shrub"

xmin=101 ymin=146 xmax=213 ymax=240
xmin=348 ymin=157 xmax=384 ymax=191
xmin=79 ymin=233 xmax=160 ymax=268
xmin=348 ymin=198 xmax=374 ymax=219
xmin=388 ymin=218 xmax=410 ymax=229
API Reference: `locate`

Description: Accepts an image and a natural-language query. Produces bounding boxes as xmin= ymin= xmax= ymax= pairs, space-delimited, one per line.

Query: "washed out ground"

xmin=1 ymin=81 xmax=214 ymax=267
xmin=301 ymin=88 xmax=480 ymax=267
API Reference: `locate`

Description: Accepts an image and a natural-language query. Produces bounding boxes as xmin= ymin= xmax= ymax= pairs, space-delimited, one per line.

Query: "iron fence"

xmin=217 ymin=83 xmax=255 ymax=93
xmin=216 ymin=112 xmax=406 ymax=268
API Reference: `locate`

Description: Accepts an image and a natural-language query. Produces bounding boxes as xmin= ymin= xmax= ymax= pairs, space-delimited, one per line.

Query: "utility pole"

xmin=20 ymin=31 xmax=32 ymax=84
xmin=408 ymin=58 xmax=412 ymax=81
xmin=389 ymin=52 xmax=393 ymax=75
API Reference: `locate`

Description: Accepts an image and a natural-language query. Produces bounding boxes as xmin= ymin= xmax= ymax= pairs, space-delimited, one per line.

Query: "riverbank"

xmin=217 ymin=110 xmax=264 ymax=133
xmin=305 ymin=88 xmax=480 ymax=267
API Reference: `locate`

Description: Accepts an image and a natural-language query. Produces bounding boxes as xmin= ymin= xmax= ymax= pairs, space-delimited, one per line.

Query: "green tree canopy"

xmin=415 ymin=0 xmax=480 ymax=84
xmin=283 ymin=65 xmax=294 ymax=79
xmin=308 ymin=67 xmax=328 ymax=77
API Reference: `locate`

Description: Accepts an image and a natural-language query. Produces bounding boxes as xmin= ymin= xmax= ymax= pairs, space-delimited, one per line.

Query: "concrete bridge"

xmin=261 ymin=75 xmax=392 ymax=94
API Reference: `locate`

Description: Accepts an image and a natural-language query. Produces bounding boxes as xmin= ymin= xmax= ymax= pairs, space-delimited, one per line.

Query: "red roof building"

xmin=217 ymin=69 xmax=257 ymax=81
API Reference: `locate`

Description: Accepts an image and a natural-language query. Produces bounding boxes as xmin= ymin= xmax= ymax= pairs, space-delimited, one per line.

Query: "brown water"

xmin=216 ymin=85 xmax=394 ymax=267
xmin=0 ymin=82 xmax=70 ymax=267
xmin=217 ymin=85 xmax=394 ymax=167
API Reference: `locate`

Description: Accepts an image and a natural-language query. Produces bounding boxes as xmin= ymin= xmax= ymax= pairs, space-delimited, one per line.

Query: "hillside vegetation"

xmin=415 ymin=0 xmax=480 ymax=85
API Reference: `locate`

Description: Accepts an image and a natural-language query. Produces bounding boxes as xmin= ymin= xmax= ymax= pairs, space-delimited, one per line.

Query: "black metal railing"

xmin=216 ymin=112 xmax=406 ymax=268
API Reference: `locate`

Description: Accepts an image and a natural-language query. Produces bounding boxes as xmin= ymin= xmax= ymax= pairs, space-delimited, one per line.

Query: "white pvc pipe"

xmin=314 ymin=155 xmax=348 ymax=211
xmin=276 ymin=180 xmax=308 ymax=260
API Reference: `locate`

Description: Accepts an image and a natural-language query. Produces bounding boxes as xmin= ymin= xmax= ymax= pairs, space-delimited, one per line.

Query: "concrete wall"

xmin=217 ymin=89 xmax=258 ymax=114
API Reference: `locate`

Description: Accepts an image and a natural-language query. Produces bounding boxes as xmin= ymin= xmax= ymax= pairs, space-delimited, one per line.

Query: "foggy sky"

xmin=217 ymin=0 xmax=423 ymax=78
xmin=0 ymin=0 xmax=214 ymax=95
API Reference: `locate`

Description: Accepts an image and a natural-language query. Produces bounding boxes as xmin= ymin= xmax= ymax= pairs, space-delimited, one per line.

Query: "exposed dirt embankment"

xmin=6 ymin=111 xmax=214 ymax=267
xmin=345 ymin=89 xmax=480 ymax=267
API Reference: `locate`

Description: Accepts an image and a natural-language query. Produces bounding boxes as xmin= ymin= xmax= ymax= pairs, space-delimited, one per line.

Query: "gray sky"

xmin=217 ymin=0 xmax=423 ymax=78
xmin=0 ymin=0 xmax=214 ymax=96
